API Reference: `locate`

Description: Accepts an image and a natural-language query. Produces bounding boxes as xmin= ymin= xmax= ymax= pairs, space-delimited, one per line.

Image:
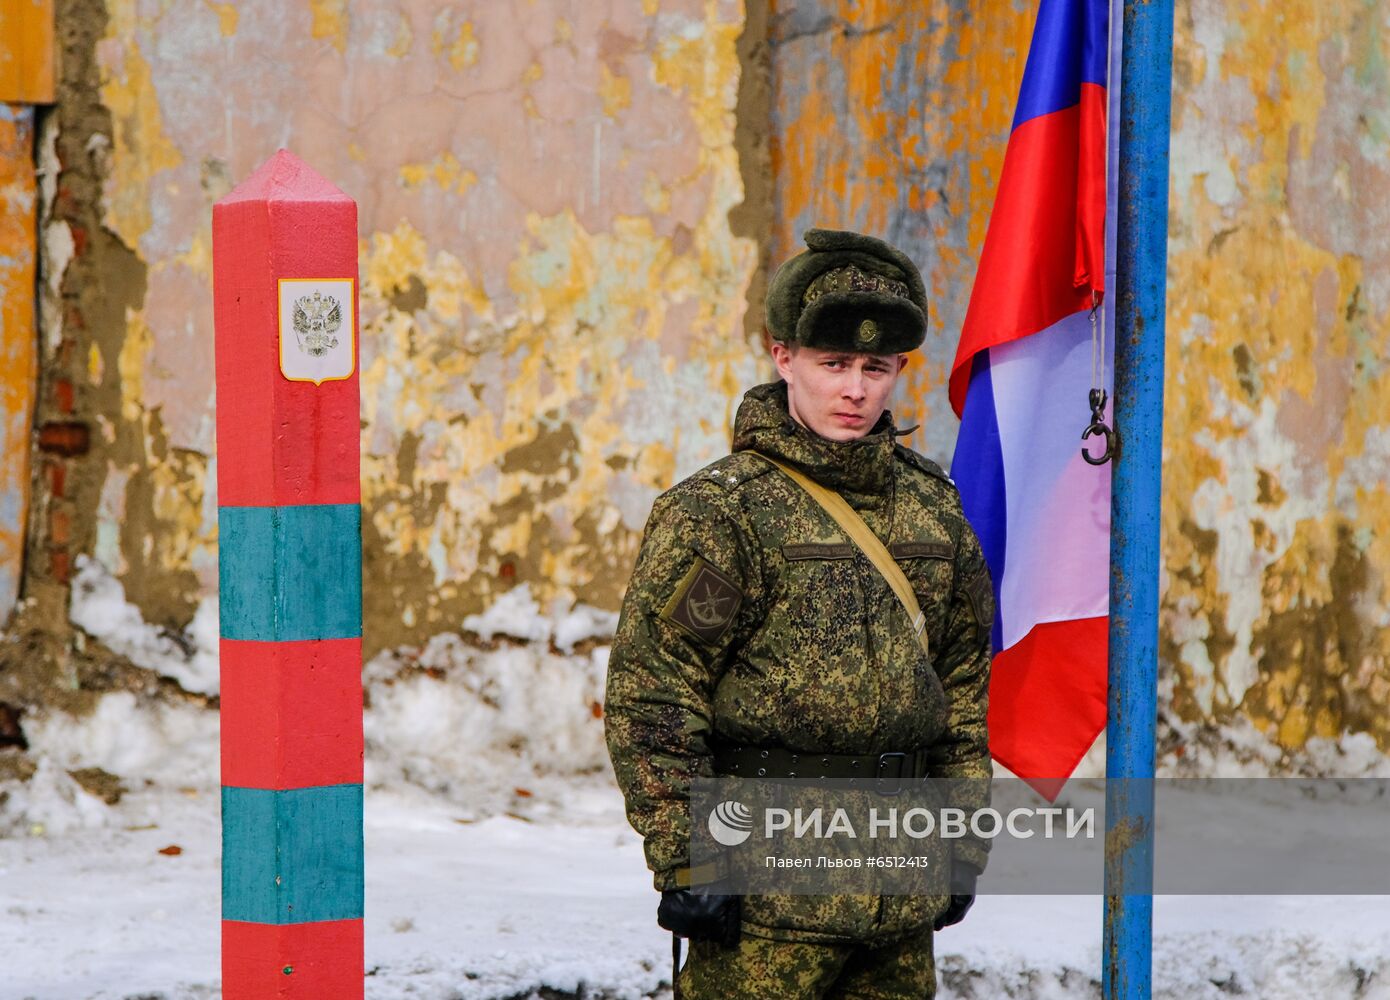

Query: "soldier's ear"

xmin=770 ymin=340 xmax=795 ymax=382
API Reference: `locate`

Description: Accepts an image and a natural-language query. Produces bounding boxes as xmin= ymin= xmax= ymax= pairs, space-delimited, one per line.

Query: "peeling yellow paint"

xmin=175 ymin=230 xmax=212 ymax=280
xmin=652 ymin=2 xmax=743 ymax=149
xmin=98 ymin=6 xmax=183 ymax=247
xmin=356 ymin=90 xmax=755 ymax=609
xmin=87 ymin=343 xmax=103 ymax=386
xmin=365 ymin=221 xmax=428 ymax=299
xmin=641 ymin=172 xmax=670 ymax=214
xmin=431 ymin=10 xmax=479 ymax=71
xmin=201 ymin=1 xmax=238 ymax=37
xmin=399 ymin=152 xmax=477 ymax=196
xmin=1160 ymin=0 xmax=1390 ymax=754
xmin=117 ymin=308 xmax=152 ymax=424
xmin=310 ymin=0 xmax=349 ymax=54
xmin=599 ymin=64 xmax=632 ymax=118
xmin=447 ymin=20 xmax=479 ymax=71
xmin=145 ymin=443 xmax=210 ymax=575
xmin=387 ymin=12 xmax=413 ymax=59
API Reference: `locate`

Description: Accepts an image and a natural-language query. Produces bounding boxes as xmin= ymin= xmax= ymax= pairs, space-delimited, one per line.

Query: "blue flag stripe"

xmin=950 ymin=351 xmax=1009 ymax=654
xmin=1012 ymin=0 xmax=1110 ymax=130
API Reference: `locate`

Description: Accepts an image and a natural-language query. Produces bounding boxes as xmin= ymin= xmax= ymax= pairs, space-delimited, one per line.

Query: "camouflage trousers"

xmin=675 ymin=927 xmax=935 ymax=999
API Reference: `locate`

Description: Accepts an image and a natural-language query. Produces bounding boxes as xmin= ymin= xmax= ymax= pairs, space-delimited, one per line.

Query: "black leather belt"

xmin=711 ymin=744 xmax=934 ymax=796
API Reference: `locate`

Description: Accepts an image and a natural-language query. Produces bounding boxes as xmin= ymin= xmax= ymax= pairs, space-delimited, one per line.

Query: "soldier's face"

xmin=771 ymin=343 xmax=908 ymax=442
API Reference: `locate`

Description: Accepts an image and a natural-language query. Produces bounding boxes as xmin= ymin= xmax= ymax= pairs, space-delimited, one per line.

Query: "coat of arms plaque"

xmin=278 ymin=278 xmax=356 ymax=384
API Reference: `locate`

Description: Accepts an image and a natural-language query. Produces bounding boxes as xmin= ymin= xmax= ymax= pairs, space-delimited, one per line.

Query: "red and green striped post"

xmin=213 ymin=149 xmax=364 ymax=999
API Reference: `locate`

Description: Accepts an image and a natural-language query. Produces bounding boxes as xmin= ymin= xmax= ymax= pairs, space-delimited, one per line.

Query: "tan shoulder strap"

xmin=752 ymin=452 xmax=930 ymax=660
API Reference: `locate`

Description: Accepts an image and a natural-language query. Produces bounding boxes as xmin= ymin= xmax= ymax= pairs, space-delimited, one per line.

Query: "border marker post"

xmin=213 ymin=149 xmax=364 ymax=999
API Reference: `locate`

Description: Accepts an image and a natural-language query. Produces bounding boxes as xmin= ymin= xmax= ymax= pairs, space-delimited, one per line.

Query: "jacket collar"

xmin=731 ymin=381 xmax=901 ymax=498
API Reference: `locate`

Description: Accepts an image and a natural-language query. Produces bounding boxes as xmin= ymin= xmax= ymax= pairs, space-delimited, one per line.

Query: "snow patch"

xmin=0 ymin=759 xmax=111 ymax=838
xmin=69 ymin=555 xmax=220 ymax=696
xmin=25 ymin=690 xmax=219 ymax=787
xmin=462 ymin=580 xmax=619 ymax=652
xmin=363 ymin=629 xmax=612 ymax=818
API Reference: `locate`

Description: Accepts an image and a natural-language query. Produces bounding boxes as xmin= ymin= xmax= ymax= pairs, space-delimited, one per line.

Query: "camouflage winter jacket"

xmin=604 ymin=380 xmax=994 ymax=945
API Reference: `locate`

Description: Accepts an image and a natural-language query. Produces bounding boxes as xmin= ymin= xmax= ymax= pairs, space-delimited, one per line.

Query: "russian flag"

xmin=949 ymin=0 xmax=1116 ymax=798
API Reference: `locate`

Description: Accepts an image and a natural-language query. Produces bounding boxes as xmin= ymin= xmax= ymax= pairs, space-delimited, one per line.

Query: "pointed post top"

xmin=217 ymin=149 xmax=353 ymax=206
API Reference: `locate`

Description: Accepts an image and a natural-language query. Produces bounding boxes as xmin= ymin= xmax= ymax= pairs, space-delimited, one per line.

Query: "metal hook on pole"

xmin=1083 ymin=301 xmax=1116 ymax=465
xmin=1082 ymin=387 xmax=1117 ymax=465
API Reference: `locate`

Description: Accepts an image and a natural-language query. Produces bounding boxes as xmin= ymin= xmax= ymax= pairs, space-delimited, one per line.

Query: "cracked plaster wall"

xmin=12 ymin=0 xmax=1390 ymax=759
xmin=1162 ymin=0 xmax=1390 ymax=752
xmin=22 ymin=0 xmax=763 ymax=663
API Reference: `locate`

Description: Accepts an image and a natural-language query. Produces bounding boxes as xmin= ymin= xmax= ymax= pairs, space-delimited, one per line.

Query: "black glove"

xmin=932 ymin=861 xmax=980 ymax=931
xmin=658 ymin=888 xmax=741 ymax=947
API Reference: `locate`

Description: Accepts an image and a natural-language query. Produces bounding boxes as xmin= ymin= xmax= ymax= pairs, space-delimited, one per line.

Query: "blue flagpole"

xmin=1104 ymin=0 xmax=1175 ymax=996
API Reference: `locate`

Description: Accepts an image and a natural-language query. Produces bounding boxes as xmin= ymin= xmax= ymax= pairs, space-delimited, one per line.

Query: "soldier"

xmin=604 ymin=229 xmax=994 ymax=998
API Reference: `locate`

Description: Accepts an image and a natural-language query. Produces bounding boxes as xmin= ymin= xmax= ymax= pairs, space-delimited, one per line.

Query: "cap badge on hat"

xmin=857 ymin=319 xmax=878 ymax=345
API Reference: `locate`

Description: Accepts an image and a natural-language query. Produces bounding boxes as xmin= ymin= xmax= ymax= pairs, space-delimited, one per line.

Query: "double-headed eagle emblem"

xmin=292 ymin=291 xmax=343 ymax=357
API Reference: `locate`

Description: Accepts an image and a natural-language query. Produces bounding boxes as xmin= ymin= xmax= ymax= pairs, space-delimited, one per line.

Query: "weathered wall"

xmin=1162 ymin=0 xmax=1390 ymax=750
xmin=768 ymin=0 xmax=1034 ymax=462
xmin=7 ymin=0 xmax=1390 ymax=761
xmin=15 ymin=0 xmax=764 ymax=669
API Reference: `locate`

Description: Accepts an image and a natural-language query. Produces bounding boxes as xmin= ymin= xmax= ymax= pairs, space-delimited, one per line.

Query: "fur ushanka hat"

xmin=765 ymin=228 xmax=928 ymax=354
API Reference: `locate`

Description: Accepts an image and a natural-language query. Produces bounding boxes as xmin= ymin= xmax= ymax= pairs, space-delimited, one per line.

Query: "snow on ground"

xmin=2 ymin=563 xmax=1389 ymax=998
xmin=2 ymin=778 xmax=670 ymax=1000
xmin=5 ymin=774 xmax=1390 ymax=1000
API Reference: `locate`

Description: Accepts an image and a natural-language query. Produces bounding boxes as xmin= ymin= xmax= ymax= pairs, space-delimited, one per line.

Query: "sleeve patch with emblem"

xmin=660 ymin=555 xmax=744 ymax=645
xmin=963 ymin=567 xmax=994 ymax=630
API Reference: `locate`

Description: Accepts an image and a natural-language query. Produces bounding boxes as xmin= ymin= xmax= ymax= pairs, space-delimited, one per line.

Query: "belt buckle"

xmin=875 ymin=752 xmax=908 ymax=797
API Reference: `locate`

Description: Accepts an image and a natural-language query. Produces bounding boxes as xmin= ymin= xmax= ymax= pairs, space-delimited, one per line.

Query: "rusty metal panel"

xmin=0 ymin=103 xmax=36 ymax=623
xmin=0 ymin=0 xmax=55 ymax=104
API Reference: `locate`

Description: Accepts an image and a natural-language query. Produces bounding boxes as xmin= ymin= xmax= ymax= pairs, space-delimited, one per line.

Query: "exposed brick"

xmin=50 ymin=507 xmax=71 ymax=545
xmin=54 ymin=379 xmax=74 ymax=414
xmin=50 ymin=549 xmax=70 ymax=584
xmin=37 ymin=421 xmax=89 ymax=457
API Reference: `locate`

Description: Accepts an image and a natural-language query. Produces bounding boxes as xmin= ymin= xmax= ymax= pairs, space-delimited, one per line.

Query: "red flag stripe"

xmin=949 ymin=83 xmax=1108 ymax=416
xmin=985 ymin=615 xmax=1109 ymax=801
